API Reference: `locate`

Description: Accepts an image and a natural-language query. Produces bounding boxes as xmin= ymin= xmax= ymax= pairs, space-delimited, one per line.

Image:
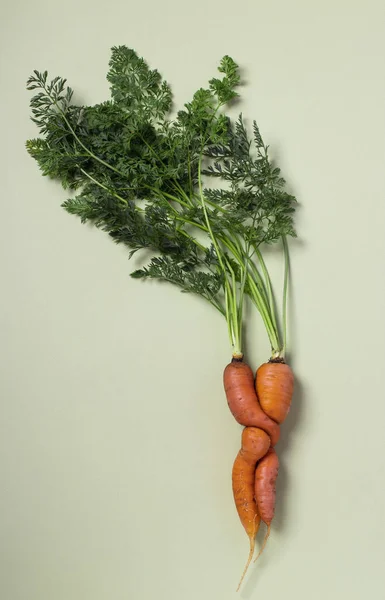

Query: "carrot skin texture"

xmin=255 ymin=362 xmax=294 ymax=424
xmin=255 ymin=447 xmax=279 ymax=525
xmin=224 ymin=361 xmax=280 ymax=446
xmin=232 ymin=455 xmax=261 ymax=537
xmin=232 ymin=427 xmax=271 ymax=591
xmin=233 ymin=428 xmax=270 ymax=534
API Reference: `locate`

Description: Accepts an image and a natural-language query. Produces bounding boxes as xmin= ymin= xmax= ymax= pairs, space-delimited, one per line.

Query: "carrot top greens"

xmin=26 ymin=46 xmax=296 ymax=358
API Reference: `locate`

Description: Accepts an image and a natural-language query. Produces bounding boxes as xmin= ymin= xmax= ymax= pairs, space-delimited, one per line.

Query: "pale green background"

xmin=1 ymin=1 xmax=385 ymax=599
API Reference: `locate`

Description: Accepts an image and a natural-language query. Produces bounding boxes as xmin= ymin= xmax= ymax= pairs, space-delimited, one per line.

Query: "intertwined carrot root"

xmin=232 ymin=427 xmax=270 ymax=590
xmin=225 ymin=358 xmax=293 ymax=591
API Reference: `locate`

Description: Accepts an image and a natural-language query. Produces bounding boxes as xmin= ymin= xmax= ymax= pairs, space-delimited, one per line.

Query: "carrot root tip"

xmin=236 ymin=536 xmax=255 ymax=592
xmin=253 ymin=523 xmax=271 ymax=563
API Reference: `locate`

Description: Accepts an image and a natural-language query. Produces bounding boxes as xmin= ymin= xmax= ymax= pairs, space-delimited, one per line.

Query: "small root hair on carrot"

xmin=236 ymin=535 xmax=255 ymax=593
xmin=253 ymin=523 xmax=271 ymax=563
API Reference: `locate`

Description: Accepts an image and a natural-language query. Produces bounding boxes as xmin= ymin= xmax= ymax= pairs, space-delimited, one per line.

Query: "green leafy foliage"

xmin=26 ymin=46 xmax=297 ymax=355
xmin=203 ymin=115 xmax=296 ymax=244
xmin=107 ymin=46 xmax=172 ymax=120
xmin=131 ymin=256 xmax=224 ymax=310
xmin=209 ymin=55 xmax=240 ymax=104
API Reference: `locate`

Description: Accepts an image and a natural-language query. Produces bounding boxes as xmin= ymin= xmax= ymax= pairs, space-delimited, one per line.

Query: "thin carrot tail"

xmin=236 ymin=536 xmax=255 ymax=592
xmin=253 ymin=523 xmax=271 ymax=563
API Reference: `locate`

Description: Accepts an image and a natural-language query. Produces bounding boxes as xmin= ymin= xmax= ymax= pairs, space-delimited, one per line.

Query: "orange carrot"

xmin=254 ymin=447 xmax=279 ymax=562
xmin=255 ymin=446 xmax=279 ymax=524
xmin=232 ymin=426 xmax=270 ymax=591
xmin=224 ymin=359 xmax=280 ymax=446
xmin=255 ymin=360 xmax=294 ymax=424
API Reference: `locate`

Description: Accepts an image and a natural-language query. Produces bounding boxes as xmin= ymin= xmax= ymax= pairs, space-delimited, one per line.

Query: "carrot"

xmin=232 ymin=426 xmax=270 ymax=591
xmin=253 ymin=447 xmax=279 ymax=562
xmin=224 ymin=359 xmax=281 ymax=446
xmin=255 ymin=447 xmax=279 ymax=524
xmin=255 ymin=360 xmax=294 ymax=424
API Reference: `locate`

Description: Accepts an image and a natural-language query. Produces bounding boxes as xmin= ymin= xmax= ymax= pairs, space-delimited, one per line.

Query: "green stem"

xmin=173 ymin=208 xmax=279 ymax=354
xmin=148 ymin=187 xmax=191 ymax=209
xmin=223 ymin=253 xmax=240 ymax=351
xmin=254 ymin=246 xmax=279 ymax=340
xmin=187 ymin=151 xmax=193 ymax=196
xmin=197 ymin=154 xmax=241 ymax=356
xmin=80 ymin=169 xmax=128 ymax=206
xmin=206 ymin=297 xmax=226 ymax=316
xmin=237 ymin=248 xmax=248 ymax=351
xmin=247 ymin=276 xmax=280 ymax=353
xmin=247 ymin=259 xmax=271 ymax=308
xmin=224 ymin=284 xmax=235 ymax=348
xmin=176 ymin=227 xmax=206 ymax=253
xmin=282 ymin=235 xmax=290 ymax=359
xmin=220 ymin=238 xmax=275 ymax=339
xmin=191 ymin=192 xmax=227 ymax=215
